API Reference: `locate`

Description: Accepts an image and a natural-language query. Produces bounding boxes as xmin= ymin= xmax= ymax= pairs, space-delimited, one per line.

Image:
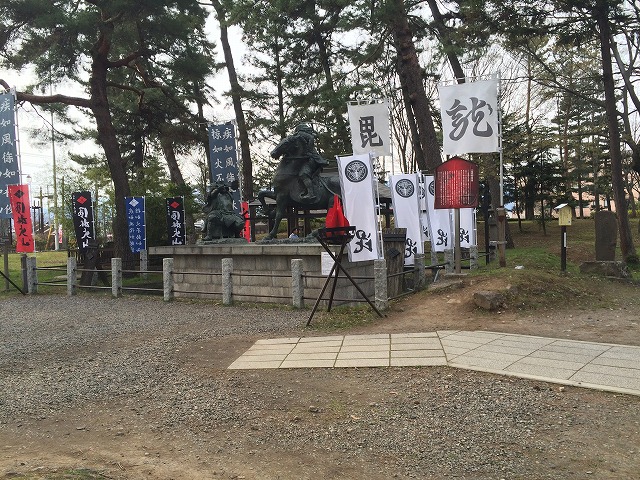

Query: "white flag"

xmin=438 ymin=79 xmax=499 ymax=155
xmin=337 ymin=153 xmax=381 ymax=262
xmin=347 ymin=100 xmax=391 ymax=156
xmin=418 ymin=177 xmax=430 ymax=242
xmin=423 ymin=175 xmax=453 ymax=253
xmin=459 ymin=208 xmax=477 ymax=248
xmin=390 ymin=174 xmax=423 ymax=266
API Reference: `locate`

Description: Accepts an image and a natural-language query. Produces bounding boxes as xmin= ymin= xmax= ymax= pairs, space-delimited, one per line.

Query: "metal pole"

xmin=454 ymin=208 xmax=461 ymax=273
xmin=2 ymin=236 xmax=9 ymax=291
xmin=51 ymin=81 xmax=59 ymax=251
xmin=561 ymin=226 xmax=567 ymax=272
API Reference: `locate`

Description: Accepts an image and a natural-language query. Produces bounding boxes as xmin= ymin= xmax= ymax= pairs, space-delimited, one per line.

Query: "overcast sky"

xmin=7 ymin=14 xmax=242 ymax=191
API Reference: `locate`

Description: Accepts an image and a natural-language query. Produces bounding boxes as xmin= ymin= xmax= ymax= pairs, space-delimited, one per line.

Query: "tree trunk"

xmin=160 ymin=135 xmax=196 ymax=244
xmin=89 ymin=34 xmax=133 ymax=266
xmin=595 ymin=1 xmax=637 ymax=261
xmin=387 ymin=0 xmax=441 ymax=172
xmin=212 ymin=0 xmax=253 ymax=200
xmin=425 ymin=0 xmax=465 ymax=81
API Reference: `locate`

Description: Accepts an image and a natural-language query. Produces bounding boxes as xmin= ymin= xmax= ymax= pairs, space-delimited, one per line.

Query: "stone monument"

xmin=595 ymin=210 xmax=617 ymax=261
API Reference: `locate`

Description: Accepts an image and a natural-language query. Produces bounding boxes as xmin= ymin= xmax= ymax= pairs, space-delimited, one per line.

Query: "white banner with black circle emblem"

xmin=424 ymin=175 xmax=477 ymax=251
xmin=423 ymin=175 xmax=453 ymax=253
xmin=337 ymin=153 xmax=381 ymax=262
xmin=347 ymin=100 xmax=391 ymax=157
xmin=418 ymin=177 xmax=430 ymax=242
xmin=390 ymin=173 xmax=423 ymax=266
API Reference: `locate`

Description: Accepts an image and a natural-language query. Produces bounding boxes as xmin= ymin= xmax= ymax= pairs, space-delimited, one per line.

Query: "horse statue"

xmin=258 ymin=123 xmax=342 ymax=239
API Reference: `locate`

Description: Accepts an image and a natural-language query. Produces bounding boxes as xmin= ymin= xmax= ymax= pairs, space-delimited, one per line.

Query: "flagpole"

xmin=497 ymin=72 xmax=504 ymax=206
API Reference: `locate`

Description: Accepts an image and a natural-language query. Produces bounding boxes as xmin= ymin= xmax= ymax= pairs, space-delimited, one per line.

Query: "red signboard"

xmin=8 ymin=184 xmax=35 ymax=253
xmin=434 ymin=156 xmax=479 ymax=209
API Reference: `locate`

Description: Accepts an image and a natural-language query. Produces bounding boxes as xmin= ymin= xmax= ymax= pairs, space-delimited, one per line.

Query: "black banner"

xmin=72 ymin=191 xmax=95 ymax=253
xmin=166 ymin=196 xmax=186 ymax=245
xmin=0 ymin=91 xmax=20 ymax=218
xmin=208 ymin=122 xmax=241 ymax=213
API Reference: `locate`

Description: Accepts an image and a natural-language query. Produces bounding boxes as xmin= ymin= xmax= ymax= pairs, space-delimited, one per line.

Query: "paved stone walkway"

xmin=229 ymin=330 xmax=640 ymax=397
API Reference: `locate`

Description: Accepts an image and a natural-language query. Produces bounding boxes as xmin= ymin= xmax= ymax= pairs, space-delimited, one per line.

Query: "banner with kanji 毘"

xmin=347 ymin=100 xmax=391 ymax=157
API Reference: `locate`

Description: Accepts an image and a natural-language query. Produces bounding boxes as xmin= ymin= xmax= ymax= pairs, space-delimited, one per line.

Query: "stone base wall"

xmin=149 ymin=244 xmax=375 ymax=306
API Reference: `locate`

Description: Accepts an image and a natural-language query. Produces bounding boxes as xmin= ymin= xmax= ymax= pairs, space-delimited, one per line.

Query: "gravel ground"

xmin=1 ymin=294 xmax=639 ymax=479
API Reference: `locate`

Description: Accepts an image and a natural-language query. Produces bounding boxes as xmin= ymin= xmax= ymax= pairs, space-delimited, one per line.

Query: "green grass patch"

xmin=7 ymin=468 xmax=110 ymax=479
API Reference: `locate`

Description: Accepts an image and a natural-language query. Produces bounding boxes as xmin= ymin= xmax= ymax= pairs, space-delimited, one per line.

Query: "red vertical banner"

xmin=241 ymin=200 xmax=251 ymax=242
xmin=8 ymin=184 xmax=35 ymax=253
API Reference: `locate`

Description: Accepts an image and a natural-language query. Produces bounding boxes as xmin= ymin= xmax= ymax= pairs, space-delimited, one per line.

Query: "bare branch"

xmin=0 ymin=80 xmax=92 ymax=108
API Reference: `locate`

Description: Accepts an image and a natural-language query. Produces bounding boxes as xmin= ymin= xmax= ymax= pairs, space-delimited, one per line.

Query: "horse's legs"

xmin=267 ymin=205 xmax=285 ymax=239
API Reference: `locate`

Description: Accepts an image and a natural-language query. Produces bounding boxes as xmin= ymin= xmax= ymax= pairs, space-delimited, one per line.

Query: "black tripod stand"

xmin=0 ymin=269 xmax=26 ymax=295
xmin=307 ymin=226 xmax=384 ymax=326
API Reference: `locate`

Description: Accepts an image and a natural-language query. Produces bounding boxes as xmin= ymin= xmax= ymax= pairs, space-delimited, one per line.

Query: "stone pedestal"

xmin=149 ymin=243 xmax=375 ymax=306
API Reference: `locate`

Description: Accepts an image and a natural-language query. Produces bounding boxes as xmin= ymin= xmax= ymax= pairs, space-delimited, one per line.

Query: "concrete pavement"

xmin=228 ymin=330 xmax=640 ymax=397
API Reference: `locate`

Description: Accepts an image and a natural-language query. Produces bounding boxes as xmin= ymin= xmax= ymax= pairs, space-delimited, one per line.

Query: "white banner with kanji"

xmin=438 ymin=79 xmax=499 ymax=155
xmin=347 ymin=100 xmax=391 ymax=156
xmin=390 ymin=173 xmax=423 ymax=266
xmin=337 ymin=153 xmax=381 ymax=262
xmin=418 ymin=177 xmax=430 ymax=242
xmin=423 ymin=175 xmax=453 ymax=253
xmin=459 ymin=208 xmax=477 ymax=248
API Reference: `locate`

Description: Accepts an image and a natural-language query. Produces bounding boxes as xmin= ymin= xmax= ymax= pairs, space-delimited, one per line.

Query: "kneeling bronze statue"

xmin=202 ymin=181 xmax=245 ymax=240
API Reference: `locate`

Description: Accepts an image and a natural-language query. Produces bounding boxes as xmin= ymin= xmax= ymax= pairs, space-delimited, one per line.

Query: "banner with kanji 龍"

xmin=8 ymin=184 xmax=34 ymax=253
xmin=438 ymin=78 xmax=499 ymax=155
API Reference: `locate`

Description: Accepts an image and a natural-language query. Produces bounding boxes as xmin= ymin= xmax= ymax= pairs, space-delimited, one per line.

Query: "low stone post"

xmin=414 ymin=253 xmax=425 ymax=290
xmin=67 ymin=256 xmax=77 ymax=296
xmin=444 ymin=249 xmax=454 ymax=273
xmin=140 ymin=249 xmax=149 ymax=279
xmin=163 ymin=258 xmax=174 ymax=302
xmin=291 ymin=258 xmax=304 ymax=309
xmin=222 ymin=257 xmax=233 ymax=305
xmin=374 ymin=258 xmax=388 ymax=311
xmin=26 ymin=256 xmax=37 ymax=294
xmin=469 ymin=245 xmax=478 ymax=270
xmin=430 ymin=250 xmax=439 ymax=268
xmin=111 ymin=257 xmax=122 ymax=298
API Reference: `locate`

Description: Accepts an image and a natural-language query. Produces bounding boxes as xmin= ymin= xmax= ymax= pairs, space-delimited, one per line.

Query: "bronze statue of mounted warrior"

xmin=258 ymin=123 xmax=342 ymax=239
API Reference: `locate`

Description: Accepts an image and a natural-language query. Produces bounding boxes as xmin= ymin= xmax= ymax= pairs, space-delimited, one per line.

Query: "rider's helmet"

xmin=294 ymin=123 xmax=315 ymax=135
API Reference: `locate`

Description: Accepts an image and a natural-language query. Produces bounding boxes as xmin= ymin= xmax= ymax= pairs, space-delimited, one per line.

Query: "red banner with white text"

xmin=8 ymin=184 xmax=35 ymax=253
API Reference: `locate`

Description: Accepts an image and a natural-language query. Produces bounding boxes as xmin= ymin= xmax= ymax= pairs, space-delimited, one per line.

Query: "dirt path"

xmin=1 ymin=276 xmax=639 ymax=479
